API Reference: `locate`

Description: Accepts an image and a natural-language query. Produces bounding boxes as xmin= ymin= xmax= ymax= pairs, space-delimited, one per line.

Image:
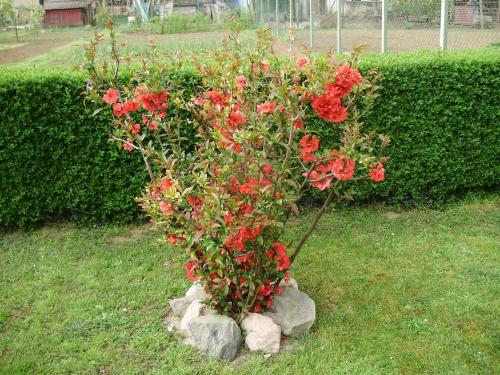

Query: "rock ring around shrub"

xmin=165 ymin=280 xmax=315 ymax=361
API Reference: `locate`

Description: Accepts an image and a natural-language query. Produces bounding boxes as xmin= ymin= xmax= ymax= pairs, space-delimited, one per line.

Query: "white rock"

xmin=179 ymin=299 xmax=203 ymax=334
xmin=169 ymin=297 xmax=192 ymax=317
xmin=188 ymin=315 xmax=242 ymax=361
xmin=241 ymin=313 xmax=281 ymax=354
xmin=263 ymin=286 xmax=315 ymax=336
xmin=279 ymin=277 xmax=299 ymax=290
xmin=185 ymin=283 xmax=208 ymax=301
xmin=169 ymin=283 xmax=209 ymax=318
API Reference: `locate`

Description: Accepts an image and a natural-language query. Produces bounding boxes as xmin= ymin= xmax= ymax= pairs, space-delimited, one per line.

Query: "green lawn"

xmin=1 ymin=194 xmax=499 ymax=374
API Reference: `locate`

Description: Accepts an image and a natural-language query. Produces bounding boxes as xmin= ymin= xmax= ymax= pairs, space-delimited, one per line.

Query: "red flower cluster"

xmin=327 ymin=64 xmax=362 ymax=98
xmin=103 ymin=88 xmax=119 ymax=104
xmin=369 ymin=162 xmax=385 ymax=182
xmin=303 ymin=150 xmax=356 ymax=190
xmin=136 ymin=92 xmax=168 ymax=117
xmin=310 ymin=64 xmax=361 ymax=123
xmin=299 ymin=135 xmax=320 ymax=162
xmin=311 ymin=95 xmax=347 ymax=123
xmin=256 ymin=102 xmax=276 ymax=114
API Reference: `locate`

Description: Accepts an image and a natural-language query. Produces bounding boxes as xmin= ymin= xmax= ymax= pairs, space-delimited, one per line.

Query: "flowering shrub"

xmin=83 ymin=27 xmax=390 ymax=320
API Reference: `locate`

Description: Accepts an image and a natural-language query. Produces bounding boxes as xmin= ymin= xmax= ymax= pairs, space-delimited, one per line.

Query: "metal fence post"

xmin=381 ymin=0 xmax=388 ymax=53
xmin=439 ymin=0 xmax=448 ymax=51
xmin=309 ymin=0 xmax=313 ymax=48
xmin=276 ymin=0 xmax=279 ymax=37
xmin=337 ymin=0 xmax=343 ymax=54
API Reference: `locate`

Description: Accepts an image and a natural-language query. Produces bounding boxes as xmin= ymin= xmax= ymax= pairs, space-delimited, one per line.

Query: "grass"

xmin=0 ymin=194 xmax=499 ymax=374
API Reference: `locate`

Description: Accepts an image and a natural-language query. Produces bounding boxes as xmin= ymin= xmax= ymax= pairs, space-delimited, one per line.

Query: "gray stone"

xmin=187 ymin=315 xmax=242 ymax=361
xmin=169 ymin=283 xmax=209 ymax=318
xmin=185 ymin=283 xmax=208 ymax=301
xmin=241 ymin=313 xmax=281 ymax=354
xmin=179 ymin=299 xmax=203 ymax=334
xmin=263 ymin=286 xmax=315 ymax=336
xmin=169 ymin=297 xmax=192 ymax=317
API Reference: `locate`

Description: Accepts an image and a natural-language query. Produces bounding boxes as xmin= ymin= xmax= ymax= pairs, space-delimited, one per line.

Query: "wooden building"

xmin=41 ymin=0 xmax=96 ymax=27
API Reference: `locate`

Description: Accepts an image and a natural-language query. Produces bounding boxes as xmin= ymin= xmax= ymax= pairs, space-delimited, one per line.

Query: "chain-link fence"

xmin=254 ymin=0 xmax=499 ymax=53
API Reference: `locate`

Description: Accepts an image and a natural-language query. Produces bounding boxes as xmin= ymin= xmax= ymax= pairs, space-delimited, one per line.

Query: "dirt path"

xmin=0 ymin=39 xmax=73 ymax=65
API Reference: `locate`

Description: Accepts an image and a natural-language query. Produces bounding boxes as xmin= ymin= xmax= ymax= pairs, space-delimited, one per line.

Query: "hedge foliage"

xmin=1 ymin=49 xmax=499 ymax=228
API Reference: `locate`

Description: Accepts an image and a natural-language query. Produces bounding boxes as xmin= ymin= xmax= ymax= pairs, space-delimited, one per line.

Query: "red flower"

xmin=252 ymin=304 xmax=262 ymax=313
xmin=148 ymin=120 xmax=158 ymax=131
xmin=296 ymin=57 xmax=310 ymax=70
xmin=299 ymin=134 xmax=319 ymax=162
xmin=261 ymin=60 xmax=270 ymax=72
xmin=204 ymin=91 xmax=230 ymax=108
xmin=235 ymin=75 xmax=247 ymax=92
xmin=159 ymin=201 xmax=174 ymax=216
xmin=113 ymin=103 xmax=124 ymax=116
xmin=294 ymin=120 xmax=304 ymax=129
xmin=326 ymin=64 xmax=362 ymax=98
xmin=224 ymin=213 xmax=233 ymax=225
xmin=122 ymin=100 xmax=140 ymax=113
xmin=123 ymin=138 xmax=134 ymax=152
xmin=299 ymin=134 xmax=319 ymax=153
xmin=185 ymin=260 xmax=197 ymax=281
xmin=273 ymin=242 xmax=290 ymax=271
xmin=239 ymin=177 xmax=259 ymax=196
xmin=138 ymin=92 xmax=168 ymax=112
xmin=168 ymin=233 xmax=180 ymax=245
xmin=130 ymin=123 xmax=141 ymax=134
xmin=369 ymin=162 xmax=385 ymax=182
xmin=103 ymin=88 xmax=119 ymax=104
xmin=256 ymin=102 xmax=276 ymax=114
xmin=262 ymin=164 xmax=272 ymax=175
xmin=311 ymin=95 xmax=347 ymax=123
xmin=304 ymin=170 xmax=334 ymax=190
xmin=159 ymin=178 xmax=172 ymax=191
xmin=151 ymin=187 xmax=160 ymax=200
xmin=225 ymin=109 xmax=246 ymax=129
xmin=330 ymin=154 xmax=355 ymax=181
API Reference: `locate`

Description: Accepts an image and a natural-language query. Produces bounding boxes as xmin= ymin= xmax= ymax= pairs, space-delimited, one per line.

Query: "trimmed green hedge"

xmin=1 ymin=49 xmax=499 ymax=228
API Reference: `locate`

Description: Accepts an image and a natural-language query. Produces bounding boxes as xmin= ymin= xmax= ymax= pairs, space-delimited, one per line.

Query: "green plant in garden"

xmin=82 ymin=24 xmax=389 ymax=319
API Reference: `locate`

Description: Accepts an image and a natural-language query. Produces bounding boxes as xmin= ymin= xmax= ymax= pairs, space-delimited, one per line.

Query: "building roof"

xmin=43 ymin=0 xmax=93 ymax=10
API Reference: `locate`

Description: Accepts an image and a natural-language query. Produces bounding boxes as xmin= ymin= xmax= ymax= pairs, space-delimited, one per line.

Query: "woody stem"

xmin=289 ymin=186 xmax=337 ymax=265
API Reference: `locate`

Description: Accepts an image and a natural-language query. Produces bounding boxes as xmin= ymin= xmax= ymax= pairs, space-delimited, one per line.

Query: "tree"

xmin=31 ymin=1 xmax=45 ymax=36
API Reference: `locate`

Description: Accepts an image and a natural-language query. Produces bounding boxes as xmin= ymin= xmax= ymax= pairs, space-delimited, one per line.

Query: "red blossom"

xmin=122 ymin=100 xmax=140 ymax=113
xmin=225 ymin=109 xmax=246 ymax=129
xmin=330 ymin=153 xmax=356 ymax=181
xmin=113 ymin=103 xmax=124 ymax=116
xmin=159 ymin=201 xmax=174 ymax=216
xmin=256 ymin=102 xmax=276 ymax=114
xmin=103 ymin=88 xmax=119 ymax=104
xmin=185 ymin=260 xmax=197 ymax=281
xmin=299 ymin=135 xmax=319 ymax=162
xmin=311 ymin=95 xmax=347 ymax=123
xmin=130 ymin=123 xmax=141 ymax=134
xmin=369 ymin=162 xmax=385 ymax=182
xmin=304 ymin=170 xmax=334 ymax=190
xmin=123 ymin=138 xmax=134 ymax=152
xmin=294 ymin=120 xmax=304 ymax=129
xmin=325 ymin=64 xmax=362 ymax=98
xmin=159 ymin=178 xmax=172 ymax=191
xmin=204 ymin=91 xmax=230 ymax=108
xmin=296 ymin=57 xmax=310 ymax=70
xmin=235 ymin=75 xmax=247 ymax=92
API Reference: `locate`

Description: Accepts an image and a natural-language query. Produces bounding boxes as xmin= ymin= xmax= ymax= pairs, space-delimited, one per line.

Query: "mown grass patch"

xmin=0 ymin=194 xmax=498 ymax=374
